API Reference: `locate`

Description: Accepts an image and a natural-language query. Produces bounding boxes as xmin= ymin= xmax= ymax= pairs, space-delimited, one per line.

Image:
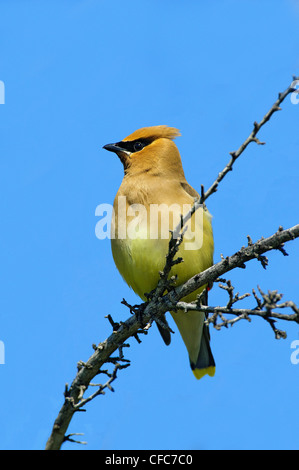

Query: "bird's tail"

xmin=190 ymin=322 xmax=215 ymax=380
xmin=190 ymin=289 xmax=215 ymax=379
xmin=170 ymin=288 xmax=216 ymax=380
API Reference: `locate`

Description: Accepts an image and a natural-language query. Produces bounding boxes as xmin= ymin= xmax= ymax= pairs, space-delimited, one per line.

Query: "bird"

xmin=103 ymin=125 xmax=215 ymax=380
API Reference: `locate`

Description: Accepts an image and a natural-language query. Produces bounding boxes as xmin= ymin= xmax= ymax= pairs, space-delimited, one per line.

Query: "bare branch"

xmin=169 ymin=225 xmax=299 ymax=304
xmin=45 ymin=223 xmax=299 ymax=450
xmin=200 ymin=76 xmax=299 ymax=204
xmin=45 ymin=77 xmax=299 ymax=450
xmin=176 ymin=281 xmax=299 ymax=338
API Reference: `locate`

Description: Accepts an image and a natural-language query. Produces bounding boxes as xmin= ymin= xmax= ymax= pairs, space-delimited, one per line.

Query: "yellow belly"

xmin=111 ymin=207 xmax=214 ymax=302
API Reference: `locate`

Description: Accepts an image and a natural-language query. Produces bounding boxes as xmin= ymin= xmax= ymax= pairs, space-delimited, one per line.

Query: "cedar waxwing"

xmin=103 ymin=125 xmax=215 ymax=379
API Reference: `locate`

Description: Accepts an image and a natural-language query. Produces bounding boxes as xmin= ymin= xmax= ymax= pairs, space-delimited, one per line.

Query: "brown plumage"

xmin=104 ymin=125 xmax=215 ymax=379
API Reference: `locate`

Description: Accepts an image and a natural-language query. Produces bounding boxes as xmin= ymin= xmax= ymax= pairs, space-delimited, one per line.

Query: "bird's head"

xmin=103 ymin=125 xmax=184 ymax=178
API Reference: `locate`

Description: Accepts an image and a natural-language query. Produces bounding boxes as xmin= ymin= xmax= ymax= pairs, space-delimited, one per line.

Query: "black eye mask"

xmin=115 ymin=138 xmax=153 ymax=153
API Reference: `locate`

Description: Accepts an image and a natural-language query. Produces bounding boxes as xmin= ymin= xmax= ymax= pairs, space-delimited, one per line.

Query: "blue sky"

xmin=0 ymin=0 xmax=299 ymax=450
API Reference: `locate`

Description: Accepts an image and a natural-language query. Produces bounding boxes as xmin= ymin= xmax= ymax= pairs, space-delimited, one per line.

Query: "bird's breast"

xmin=111 ymin=197 xmax=214 ymax=302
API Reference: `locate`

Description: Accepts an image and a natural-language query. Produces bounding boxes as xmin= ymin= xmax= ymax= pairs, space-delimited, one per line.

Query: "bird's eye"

xmin=133 ymin=142 xmax=144 ymax=152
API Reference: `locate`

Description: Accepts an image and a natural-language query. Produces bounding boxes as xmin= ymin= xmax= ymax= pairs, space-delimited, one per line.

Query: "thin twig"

xmin=199 ymin=77 xmax=299 ymax=204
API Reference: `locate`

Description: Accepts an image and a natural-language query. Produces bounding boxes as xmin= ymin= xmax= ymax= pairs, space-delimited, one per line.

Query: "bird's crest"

xmin=123 ymin=125 xmax=181 ymax=142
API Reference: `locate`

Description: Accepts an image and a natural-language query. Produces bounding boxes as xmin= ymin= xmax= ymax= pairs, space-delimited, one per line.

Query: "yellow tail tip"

xmin=192 ymin=366 xmax=216 ymax=380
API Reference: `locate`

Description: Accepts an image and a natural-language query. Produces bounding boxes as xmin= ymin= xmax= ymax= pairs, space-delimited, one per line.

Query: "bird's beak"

xmin=103 ymin=143 xmax=125 ymax=154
